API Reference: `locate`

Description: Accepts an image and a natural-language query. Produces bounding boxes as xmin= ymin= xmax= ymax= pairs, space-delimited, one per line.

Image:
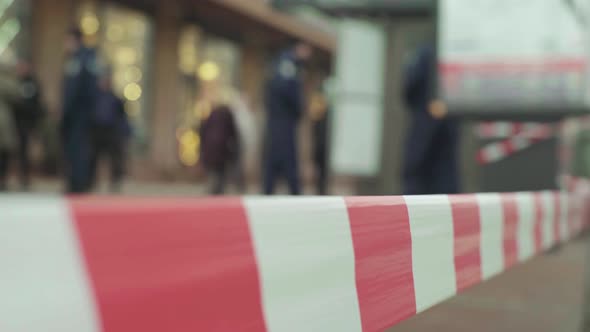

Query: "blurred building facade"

xmin=7 ymin=0 xmax=334 ymax=176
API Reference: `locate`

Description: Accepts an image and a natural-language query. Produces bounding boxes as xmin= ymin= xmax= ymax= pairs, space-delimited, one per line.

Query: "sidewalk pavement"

xmin=390 ymin=238 xmax=587 ymax=332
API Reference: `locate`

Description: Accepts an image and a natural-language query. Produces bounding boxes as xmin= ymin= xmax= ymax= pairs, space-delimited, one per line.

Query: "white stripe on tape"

xmin=476 ymin=193 xmax=504 ymax=280
xmin=515 ymin=193 xmax=535 ymax=262
xmin=405 ymin=195 xmax=457 ymax=313
xmin=497 ymin=123 xmax=512 ymax=137
xmin=540 ymin=192 xmax=555 ymax=250
xmin=483 ymin=144 xmax=504 ymax=162
xmin=0 ymin=196 xmax=99 ymax=332
xmin=560 ymin=192 xmax=570 ymax=241
xmin=245 ymin=197 xmax=362 ymax=332
xmin=511 ymin=136 xmax=530 ymax=150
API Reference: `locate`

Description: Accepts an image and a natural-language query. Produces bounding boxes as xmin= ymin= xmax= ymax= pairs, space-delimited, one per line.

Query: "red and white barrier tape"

xmin=2 ymin=187 xmax=590 ymax=332
xmin=476 ymin=122 xmax=551 ymax=139
xmin=477 ymin=124 xmax=554 ymax=165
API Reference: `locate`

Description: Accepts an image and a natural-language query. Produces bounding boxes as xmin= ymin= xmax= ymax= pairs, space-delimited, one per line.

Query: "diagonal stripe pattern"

xmin=1 ymin=185 xmax=589 ymax=332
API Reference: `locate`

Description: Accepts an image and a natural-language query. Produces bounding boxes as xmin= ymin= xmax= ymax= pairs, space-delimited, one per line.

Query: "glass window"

xmin=176 ymin=25 xmax=240 ymax=167
xmin=77 ymin=1 xmax=153 ymax=149
xmin=0 ymin=0 xmax=31 ymax=65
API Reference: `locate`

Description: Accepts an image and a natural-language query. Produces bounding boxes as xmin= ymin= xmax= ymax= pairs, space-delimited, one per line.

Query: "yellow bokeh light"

xmin=116 ymin=47 xmax=138 ymax=65
xmin=124 ymin=83 xmax=142 ymax=101
xmin=180 ymin=149 xmax=199 ymax=167
xmin=80 ymin=14 xmax=100 ymax=35
xmin=106 ymin=24 xmax=124 ymax=41
xmin=178 ymin=130 xmax=201 ymax=167
xmin=198 ymin=61 xmax=220 ymax=81
xmin=180 ymin=130 xmax=200 ymax=148
xmin=124 ymin=66 xmax=143 ymax=82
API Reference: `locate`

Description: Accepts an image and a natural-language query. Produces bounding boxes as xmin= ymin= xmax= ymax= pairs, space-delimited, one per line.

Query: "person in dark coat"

xmin=0 ymin=67 xmax=21 ymax=191
xmin=263 ymin=42 xmax=312 ymax=195
xmin=402 ymin=44 xmax=460 ymax=195
xmin=88 ymin=70 xmax=130 ymax=193
xmin=61 ymin=27 xmax=101 ymax=193
xmin=199 ymin=104 xmax=238 ymax=195
xmin=12 ymin=59 xmax=44 ymax=190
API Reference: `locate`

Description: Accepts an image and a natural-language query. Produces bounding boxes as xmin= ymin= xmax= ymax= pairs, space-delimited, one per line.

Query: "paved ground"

xmin=14 ymin=177 xmax=356 ymax=196
xmin=390 ymin=239 xmax=588 ymax=332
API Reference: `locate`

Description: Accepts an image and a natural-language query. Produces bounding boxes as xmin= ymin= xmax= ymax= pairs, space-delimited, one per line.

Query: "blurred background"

xmin=4 ymin=1 xmax=590 ymax=331
xmin=0 ymin=0 xmax=588 ymax=197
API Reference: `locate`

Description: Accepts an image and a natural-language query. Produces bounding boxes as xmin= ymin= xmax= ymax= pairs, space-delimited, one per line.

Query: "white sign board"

xmin=439 ymin=0 xmax=589 ymax=111
xmin=331 ymin=19 xmax=386 ymax=176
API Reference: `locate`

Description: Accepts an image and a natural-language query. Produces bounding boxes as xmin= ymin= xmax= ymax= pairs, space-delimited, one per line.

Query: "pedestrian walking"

xmin=199 ymin=104 xmax=239 ymax=195
xmin=263 ymin=42 xmax=312 ymax=195
xmin=12 ymin=59 xmax=44 ymax=190
xmin=60 ymin=27 xmax=101 ymax=193
xmin=0 ymin=67 xmax=21 ymax=191
xmin=402 ymin=43 xmax=460 ymax=195
xmin=88 ymin=70 xmax=130 ymax=193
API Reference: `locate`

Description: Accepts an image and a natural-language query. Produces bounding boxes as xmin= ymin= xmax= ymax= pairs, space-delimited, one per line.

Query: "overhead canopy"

xmin=111 ymin=0 xmax=336 ymax=53
xmin=272 ymin=0 xmax=436 ymax=16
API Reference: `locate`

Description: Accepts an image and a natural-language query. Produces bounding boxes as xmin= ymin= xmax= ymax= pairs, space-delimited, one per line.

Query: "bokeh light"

xmin=116 ymin=47 xmax=138 ymax=65
xmin=80 ymin=14 xmax=100 ymax=35
xmin=179 ymin=130 xmax=200 ymax=167
xmin=198 ymin=61 xmax=220 ymax=81
xmin=124 ymin=66 xmax=143 ymax=82
xmin=124 ymin=83 xmax=142 ymax=101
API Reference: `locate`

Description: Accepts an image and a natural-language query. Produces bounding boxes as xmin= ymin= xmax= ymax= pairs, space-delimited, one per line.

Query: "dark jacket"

xmin=13 ymin=74 xmax=43 ymax=133
xmin=93 ymin=89 xmax=130 ymax=139
xmin=264 ymin=50 xmax=304 ymax=159
xmin=402 ymin=44 xmax=460 ymax=195
xmin=200 ymin=105 xmax=238 ymax=170
xmin=403 ymin=44 xmax=436 ymax=114
xmin=61 ymin=47 xmax=100 ymax=137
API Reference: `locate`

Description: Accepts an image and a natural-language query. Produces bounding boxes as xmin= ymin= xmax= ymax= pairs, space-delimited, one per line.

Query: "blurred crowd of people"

xmin=0 ymin=31 xmax=455 ymax=196
xmin=0 ymin=24 xmax=453 ymax=197
xmin=199 ymin=41 xmax=330 ymax=196
xmin=0 ymin=25 xmax=331 ymax=196
xmin=0 ymin=27 xmax=131 ymax=194
xmin=0 ymin=59 xmax=44 ymax=191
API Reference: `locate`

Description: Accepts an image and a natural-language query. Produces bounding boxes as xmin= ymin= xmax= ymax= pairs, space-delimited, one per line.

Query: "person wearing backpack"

xmin=88 ymin=69 xmax=130 ymax=192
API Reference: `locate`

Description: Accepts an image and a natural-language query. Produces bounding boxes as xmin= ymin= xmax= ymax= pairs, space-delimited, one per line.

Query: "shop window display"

xmin=77 ymin=1 xmax=153 ymax=148
xmin=0 ymin=0 xmax=30 ymax=65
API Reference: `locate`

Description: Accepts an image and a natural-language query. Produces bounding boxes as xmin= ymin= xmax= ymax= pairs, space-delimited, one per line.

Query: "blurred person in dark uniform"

xmin=0 ymin=67 xmax=21 ymax=191
xmin=199 ymin=104 xmax=238 ymax=195
xmin=402 ymin=44 xmax=460 ymax=195
xmin=61 ymin=27 xmax=101 ymax=193
xmin=263 ymin=42 xmax=312 ymax=195
xmin=12 ymin=59 xmax=44 ymax=190
xmin=88 ymin=70 xmax=130 ymax=193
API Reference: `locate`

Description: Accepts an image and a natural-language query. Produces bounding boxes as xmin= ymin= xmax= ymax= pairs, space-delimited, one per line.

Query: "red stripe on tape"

xmin=346 ymin=197 xmax=416 ymax=332
xmin=450 ymin=195 xmax=482 ymax=292
xmin=71 ymin=197 xmax=267 ymax=332
xmin=502 ymin=194 xmax=519 ymax=269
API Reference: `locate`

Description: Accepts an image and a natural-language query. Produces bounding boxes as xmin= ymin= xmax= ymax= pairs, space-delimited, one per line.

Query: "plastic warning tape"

xmin=477 ymin=125 xmax=554 ymax=165
xmin=1 ymin=188 xmax=589 ymax=332
xmin=476 ymin=122 xmax=551 ymax=139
